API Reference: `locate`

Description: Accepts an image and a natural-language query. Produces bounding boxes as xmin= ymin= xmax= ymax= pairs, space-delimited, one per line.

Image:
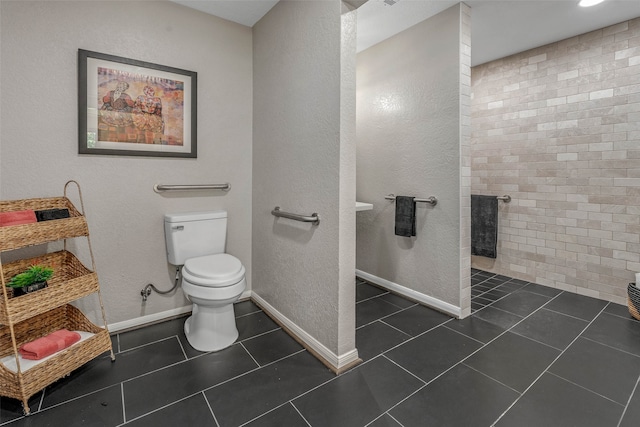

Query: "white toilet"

xmin=164 ymin=211 xmax=246 ymax=352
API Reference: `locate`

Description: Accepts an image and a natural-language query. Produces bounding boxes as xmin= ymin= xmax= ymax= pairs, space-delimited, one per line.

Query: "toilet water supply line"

xmin=141 ymin=267 xmax=181 ymax=302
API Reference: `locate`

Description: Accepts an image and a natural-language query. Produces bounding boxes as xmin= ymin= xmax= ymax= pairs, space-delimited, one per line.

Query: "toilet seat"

xmin=182 ymin=253 xmax=245 ymax=288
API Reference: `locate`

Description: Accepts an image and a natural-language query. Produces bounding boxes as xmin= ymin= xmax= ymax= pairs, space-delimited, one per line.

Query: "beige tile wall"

xmin=471 ymin=17 xmax=640 ymax=305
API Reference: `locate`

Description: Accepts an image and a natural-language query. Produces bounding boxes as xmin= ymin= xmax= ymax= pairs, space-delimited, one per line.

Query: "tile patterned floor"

xmin=2 ymin=269 xmax=640 ymax=426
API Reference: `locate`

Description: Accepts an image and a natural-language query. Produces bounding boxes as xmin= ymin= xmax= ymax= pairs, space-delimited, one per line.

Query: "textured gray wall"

xmin=252 ymin=0 xmax=355 ymax=356
xmin=356 ymin=4 xmax=468 ymax=310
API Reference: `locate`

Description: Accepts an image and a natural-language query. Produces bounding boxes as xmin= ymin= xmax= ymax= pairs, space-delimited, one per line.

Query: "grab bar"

xmin=272 ymin=207 xmax=320 ymax=225
xmin=154 ymin=183 xmax=231 ymax=193
xmin=385 ymin=194 xmax=438 ymax=206
xmin=497 ymin=195 xmax=511 ymax=203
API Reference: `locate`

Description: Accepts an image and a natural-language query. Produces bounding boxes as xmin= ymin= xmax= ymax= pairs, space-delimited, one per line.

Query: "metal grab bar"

xmin=154 ymin=183 xmax=231 ymax=193
xmin=271 ymin=207 xmax=320 ymax=225
xmin=497 ymin=195 xmax=511 ymax=203
xmin=385 ymin=194 xmax=438 ymax=206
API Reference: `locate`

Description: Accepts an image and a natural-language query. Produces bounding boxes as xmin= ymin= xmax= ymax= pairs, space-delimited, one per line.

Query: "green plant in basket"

xmin=7 ymin=265 xmax=54 ymax=289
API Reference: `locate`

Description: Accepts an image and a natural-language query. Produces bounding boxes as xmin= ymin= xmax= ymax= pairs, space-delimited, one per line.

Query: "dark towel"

xmin=395 ymin=196 xmax=416 ymax=237
xmin=471 ymin=195 xmax=498 ymax=258
xmin=35 ymin=208 xmax=70 ymax=222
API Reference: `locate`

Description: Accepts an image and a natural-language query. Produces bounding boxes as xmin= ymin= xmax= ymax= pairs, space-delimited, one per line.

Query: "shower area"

xmin=356 ymin=5 xmax=638 ymax=315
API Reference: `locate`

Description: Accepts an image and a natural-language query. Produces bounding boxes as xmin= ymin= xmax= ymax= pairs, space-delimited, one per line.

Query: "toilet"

xmin=164 ymin=211 xmax=246 ymax=352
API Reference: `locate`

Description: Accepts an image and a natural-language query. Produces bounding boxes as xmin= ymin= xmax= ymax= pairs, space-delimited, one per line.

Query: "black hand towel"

xmin=395 ymin=196 xmax=416 ymax=237
xmin=35 ymin=208 xmax=70 ymax=222
xmin=471 ymin=195 xmax=498 ymax=258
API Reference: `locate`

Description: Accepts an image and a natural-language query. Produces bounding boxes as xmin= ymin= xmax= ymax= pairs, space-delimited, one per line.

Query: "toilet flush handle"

xmin=172 ymin=225 xmax=184 ymax=231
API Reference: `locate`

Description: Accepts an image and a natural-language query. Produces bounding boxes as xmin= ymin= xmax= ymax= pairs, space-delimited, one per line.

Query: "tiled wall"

xmin=471 ymin=18 xmax=640 ymax=305
xmin=460 ymin=3 xmax=472 ymax=317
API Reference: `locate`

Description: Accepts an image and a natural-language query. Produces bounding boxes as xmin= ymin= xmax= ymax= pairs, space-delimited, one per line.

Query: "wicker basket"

xmin=0 ymin=197 xmax=88 ymax=251
xmin=628 ymin=283 xmax=640 ymax=321
xmin=0 ymin=250 xmax=99 ymax=324
xmin=0 ymin=304 xmax=111 ymax=412
xmin=0 ymin=182 xmax=114 ymax=415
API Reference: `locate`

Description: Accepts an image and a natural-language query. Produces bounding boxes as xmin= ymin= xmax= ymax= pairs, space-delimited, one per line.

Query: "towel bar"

xmin=385 ymin=194 xmax=438 ymax=206
xmin=153 ymin=183 xmax=231 ymax=193
xmin=271 ymin=207 xmax=320 ymax=225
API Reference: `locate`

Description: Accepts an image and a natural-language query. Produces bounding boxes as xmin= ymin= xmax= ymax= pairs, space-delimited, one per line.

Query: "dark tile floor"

xmin=2 ymin=269 xmax=640 ymax=426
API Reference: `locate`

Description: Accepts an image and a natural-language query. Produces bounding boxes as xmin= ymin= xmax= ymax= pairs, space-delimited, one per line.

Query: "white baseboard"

xmin=107 ymin=289 xmax=252 ymax=333
xmin=355 ymin=269 xmax=462 ymax=318
xmin=108 ymin=305 xmax=193 ymax=333
xmin=251 ymin=292 xmax=360 ymax=373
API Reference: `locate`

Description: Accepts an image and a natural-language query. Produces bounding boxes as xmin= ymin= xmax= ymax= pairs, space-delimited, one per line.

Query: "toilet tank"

xmin=164 ymin=211 xmax=228 ymax=265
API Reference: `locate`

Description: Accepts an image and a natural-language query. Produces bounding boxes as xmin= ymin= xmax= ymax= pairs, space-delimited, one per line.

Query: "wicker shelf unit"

xmin=0 ymin=182 xmax=114 ymax=415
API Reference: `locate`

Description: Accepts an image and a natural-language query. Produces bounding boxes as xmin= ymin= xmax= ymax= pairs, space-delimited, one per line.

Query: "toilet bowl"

xmin=181 ymin=253 xmax=246 ymax=352
xmin=164 ymin=210 xmax=246 ymax=352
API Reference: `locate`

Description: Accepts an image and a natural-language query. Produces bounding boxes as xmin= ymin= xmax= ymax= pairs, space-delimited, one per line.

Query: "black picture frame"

xmin=78 ymin=49 xmax=197 ymax=158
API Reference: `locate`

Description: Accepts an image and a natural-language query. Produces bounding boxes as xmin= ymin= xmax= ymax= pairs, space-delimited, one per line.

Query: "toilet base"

xmin=184 ymin=303 xmax=239 ymax=352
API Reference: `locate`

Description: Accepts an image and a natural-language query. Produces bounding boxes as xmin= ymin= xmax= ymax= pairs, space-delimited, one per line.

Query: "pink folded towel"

xmin=19 ymin=329 xmax=81 ymax=360
xmin=0 ymin=210 xmax=37 ymax=227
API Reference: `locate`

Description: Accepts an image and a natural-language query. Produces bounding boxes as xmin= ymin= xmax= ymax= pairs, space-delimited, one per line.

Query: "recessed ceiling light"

xmin=579 ymin=0 xmax=606 ymax=7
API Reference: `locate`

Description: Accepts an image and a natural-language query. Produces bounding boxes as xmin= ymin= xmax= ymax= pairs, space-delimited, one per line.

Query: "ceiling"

xmin=173 ymin=0 xmax=640 ymax=66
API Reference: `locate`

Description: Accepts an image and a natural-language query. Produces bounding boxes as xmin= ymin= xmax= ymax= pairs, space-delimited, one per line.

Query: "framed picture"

xmin=78 ymin=49 xmax=197 ymax=158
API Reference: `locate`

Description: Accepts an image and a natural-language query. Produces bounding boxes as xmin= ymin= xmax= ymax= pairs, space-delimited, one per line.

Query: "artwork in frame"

xmin=78 ymin=49 xmax=197 ymax=158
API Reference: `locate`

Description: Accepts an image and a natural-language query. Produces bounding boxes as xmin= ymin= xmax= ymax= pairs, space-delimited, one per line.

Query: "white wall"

xmin=356 ymin=4 xmax=471 ymax=317
xmin=253 ymin=0 xmax=356 ymax=361
xmin=0 ymin=1 xmax=253 ymax=324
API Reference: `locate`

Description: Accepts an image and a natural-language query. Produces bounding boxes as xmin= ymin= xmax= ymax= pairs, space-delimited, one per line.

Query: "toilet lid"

xmin=183 ymin=254 xmax=245 ymax=287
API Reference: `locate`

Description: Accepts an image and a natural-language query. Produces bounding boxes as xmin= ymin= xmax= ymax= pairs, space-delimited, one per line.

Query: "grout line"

xmin=363 ymin=413 xmax=385 ymax=427
xmin=387 ymin=412 xmax=406 ymax=427
xmin=120 ymin=383 xmax=126 ymax=423
xmin=356 ymin=291 xmax=391 ymax=305
xmin=618 ymin=372 xmax=640 ymax=427
xmin=442 ymin=324 xmax=486 ymax=346
xmin=603 ymin=305 xmax=640 ymax=323
xmin=370 ymin=318 xmax=456 ymax=357
xmin=118 ymin=335 xmax=178 ymax=354
xmin=235 ymin=310 xmax=263 ymax=319
xmin=291 ymin=402 xmax=313 ymax=427
xmin=377 ymin=319 xmax=414 ymax=338
xmin=239 ymin=327 xmax=282 ymax=343
xmin=240 ymin=342 xmax=261 ymax=367
xmin=119 ymin=392 xmax=202 ymax=426
xmin=238 ymin=402 xmax=291 ymax=426
xmin=382 ymin=354 xmax=428 ymax=385
xmin=546 ymin=371 xmax=624 ymax=407
xmin=580 ymin=335 xmax=640 ymax=360
xmin=461 ymin=362 xmax=522 ymax=395
xmin=381 ymin=297 xmax=419 ymax=310
xmin=355 ymin=303 xmax=416 ymax=330
xmin=363 ymin=411 xmax=407 ymax=427
xmin=175 ymin=335 xmax=189 ymax=360
xmin=37 ymin=389 xmax=45 ymax=412
xmin=507 ymin=329 xmax=564 ymax=352
xmin=490 ymin=303 xmax=610 ymax=426
xmin=539 ymin=306 xmax=595 ymax=323
xmin=203 ymin=391 xmax=221 ymax=427
xmin=24 ymin=382 xmax=124 ymax=421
